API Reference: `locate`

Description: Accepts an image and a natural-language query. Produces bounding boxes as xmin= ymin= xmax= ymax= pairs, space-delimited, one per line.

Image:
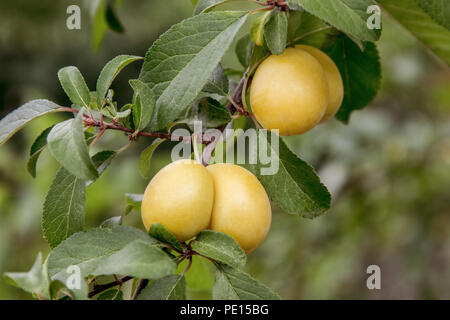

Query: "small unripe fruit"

xmin=207 ymin=163 xmax=271 ymax=253
xmin=250 ymin=47 xmax=329 ymax=136
xmin=141 ymin=159 xmax=214 ymax=242
xmin=296 ymin=45 xmax=344 ymax=122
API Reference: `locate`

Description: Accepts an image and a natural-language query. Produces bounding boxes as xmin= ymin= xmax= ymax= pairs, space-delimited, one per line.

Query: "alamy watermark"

xmin=366 ymin=265 xmax=381 ymax=290
xmin=66 ymin=5 xmax=81 ymax=30
xmin=66 ymin=265 xmax=81 ymax=290
xmin=367 ymin=5 xmax=381 ymax=30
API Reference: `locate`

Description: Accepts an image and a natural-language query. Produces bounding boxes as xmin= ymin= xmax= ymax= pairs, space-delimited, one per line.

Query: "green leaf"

xmin=4 ymin=253 xmax=50 ymax=299
xmin=130 ymin=96 xmax=142 ymax=130
xmin=191 ymin=230 xmax=246 ymax=269
xmin=92 ymin=0 xmax=108 ymax=51
xmin=129 ymin=79 xmax=156 ymax=131
xmin=184 ymin=98 xmax=232 ymax=130
xmin=287 ymin=10 xmax=304 ymax=41
xmin=288 ymin=0 xmax=380 ymax=42
xmin=0 ymin=99 xmax=62 ymax=146
xmin=86 ymin=150 xmax=116 ymax=187
xmin=139 ymin=11 xmax=248 ymax=131
xmin=42 ymin=167 xmax=86 ymax=249
xmin=90 ymin=91 xmax=100 ymax=110
xmin=379 ymin=0 xmax=450 ymax=65
xmin=118 ymin=104 xmax=133 ymax=128
xmin=264 ymin=9 xmax=288 ymax=55
xmin=251 ymin=11 xmax=272 ymax=46
xmin=149 ymin=223 xmax=184 ymax=252
xmin=212 ymin=264 xmax=280 ymax=300
xmin=201 ymin=64 xmax=229 ymax=98
xmin=49 ymin=279 xmax=68 ymax=300
xmin=235 ymin=34 xmax=254 ymax=68
xmin=57 ymin=66 xmax=91 ymax=109
xmin=324 ymin=36 xmax=381 ymax=123
xmin=288 ymin=11 xmax=337 ymax=49
xmin=97 ymin=289 xmax=123 ymax=300
xmin=193 ymin=0 xmax=227 ymax=15
xmin=100 ymin=216 xmax=122 ymax=228
xmin=249 ymin=43 xmax=270 ymax=69
xmin=102 ymin=104 xmax=116 ymax=119
xmin=138 ymin=138 xmax=166 ymax=178
xmin=124 ymin=193 xmax=143 ymax=215
xmin=105 ymin=0 xmax=124 ymax=33
xmin=177 ymin=255 xmax=215 ymax=290
xmin=114 ymin=107 xmax=131 ymax=119
xmin=92 ymin=150 xmax=116 ymax=175
xmin=414 ymin=0 xmax=450 ymax=31
xmin=96 ymin=55 xmax=143 ymax=107
xmin=27 ymin=125 xmax=53 ymax=178
xmin=246 ymin=131 xmax=331 ymax=218
xmin=92 ymin=240 xmax=176 ymax=280
xmin=84 ymin=130 xmax=97 ymax=145
xmin=138 ymin=275 xmax=186 ymax=300
xmin=48 ymin=226 xmax=155 ymax=280
xmin=47 ymin=109 xmax=98 ymax=181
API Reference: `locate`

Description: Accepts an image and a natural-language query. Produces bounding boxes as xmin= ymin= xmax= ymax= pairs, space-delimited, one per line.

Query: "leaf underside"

xmin=0 ymin=99 xmax=61 ymax=146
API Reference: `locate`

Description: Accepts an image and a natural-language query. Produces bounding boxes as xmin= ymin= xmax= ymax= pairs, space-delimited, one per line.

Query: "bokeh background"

xmin=0 ymin=0 xmax=449 ymax=299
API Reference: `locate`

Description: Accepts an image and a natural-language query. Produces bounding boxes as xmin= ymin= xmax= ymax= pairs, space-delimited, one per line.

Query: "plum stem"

xmin=192 ymin=134 xmax=202 ymax=164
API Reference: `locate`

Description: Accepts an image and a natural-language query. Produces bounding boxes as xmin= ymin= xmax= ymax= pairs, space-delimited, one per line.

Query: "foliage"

xmin=0 ymin=0 xmax=448 ymax=300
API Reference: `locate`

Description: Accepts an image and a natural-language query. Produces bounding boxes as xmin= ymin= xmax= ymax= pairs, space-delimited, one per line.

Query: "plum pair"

xmin=141 ymin=160 xmax=272 ymax=254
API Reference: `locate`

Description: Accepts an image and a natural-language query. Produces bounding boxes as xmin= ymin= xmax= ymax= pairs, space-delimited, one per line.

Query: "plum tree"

xmin=141 ymin=159 xmax=214 ymax=242
xmin=5 ymin=0 xmax=445 ymax=301
xmin=250 ymin=46 xmax=329 ymax=136
xmin=295 ymin=45 xmax=344 ymax=123
xmin=207 ymin=163 xmax=272 ymax=254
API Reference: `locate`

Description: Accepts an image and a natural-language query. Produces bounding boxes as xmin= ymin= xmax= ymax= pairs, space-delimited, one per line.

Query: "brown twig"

xmin=267 ymin=0 xmax=290 ymax=11
xmin=84 ymin=118 xmax=198 ymax=142
xmin=58 ymin=107 xmax=211 ymax=143
xmin=182 ymin=257 xmax=193 ymax=277
xmin=226 ymin=77 xmax=248 ymax=116
xmin=58 ymin=77 xmax=251 ymax=150
xmin=201 ymin=75 xmax=251 ymax=165
xmin=89 ymin=126 xmax=106 ymax=148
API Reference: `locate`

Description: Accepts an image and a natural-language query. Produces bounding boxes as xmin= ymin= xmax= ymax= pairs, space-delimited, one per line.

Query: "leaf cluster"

xmin=1 ymin=0 xmax=448 ymax=300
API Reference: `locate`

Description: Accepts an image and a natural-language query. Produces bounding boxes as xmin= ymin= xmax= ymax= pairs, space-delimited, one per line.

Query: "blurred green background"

xmin=0 ymin=0 xmax=449 ymax=299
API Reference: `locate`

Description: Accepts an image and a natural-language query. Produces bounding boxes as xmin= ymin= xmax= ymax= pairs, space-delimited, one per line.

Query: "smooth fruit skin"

xmin=296 ymin=45 xmax=344 ymax=122
xmin=141 ymin=159 xmax=214 ymax=242
xmin=207 ymin=163 xmax=272 ymax=254
xmin=250 ymin=47 xmax=329 ymax=136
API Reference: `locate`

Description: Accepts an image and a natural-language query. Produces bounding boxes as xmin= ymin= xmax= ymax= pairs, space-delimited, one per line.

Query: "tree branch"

xmin=226 ymin=77 xmax=248 ymax=116
xmin=59 ymin=76 xmax=251 ymax=149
